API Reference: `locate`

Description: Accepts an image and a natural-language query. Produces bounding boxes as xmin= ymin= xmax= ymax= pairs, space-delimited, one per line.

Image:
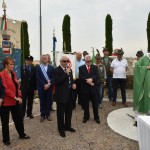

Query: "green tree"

xmin=62 ymin=14 xmax=71 ymax=52
xmin=147 ymin=12 xmax=150 ymax=52
xmin=21 ymin=21 xmax=30 ymax=65
xmin=105 ymin=14 xmax=113 ymax=55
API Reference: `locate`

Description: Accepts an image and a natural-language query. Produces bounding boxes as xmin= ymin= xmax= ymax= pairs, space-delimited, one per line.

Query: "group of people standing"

xmin=75 ymin=47 xmax=129 ymax=113
xmin=0 ymin=46 xmax=136 ymax=145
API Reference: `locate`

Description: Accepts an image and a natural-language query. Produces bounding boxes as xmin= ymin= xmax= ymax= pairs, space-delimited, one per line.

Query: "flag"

xmin=92 ymin=49 xmax=96 ymax=64
xmin=1 ymin=16 xmax=7 ymax=31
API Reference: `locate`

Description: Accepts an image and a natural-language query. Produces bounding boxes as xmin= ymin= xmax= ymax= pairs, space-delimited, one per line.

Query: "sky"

xmin=3 ymin=0 xmax=150 ymax=60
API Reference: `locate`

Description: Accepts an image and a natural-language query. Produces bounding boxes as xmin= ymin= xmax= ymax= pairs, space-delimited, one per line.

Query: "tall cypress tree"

xmin=62 ymin=14 xmax=71 ymax=52
xmin=105 ymin=14 xmax=113 ymax=55
xmin=21 ymin=21 xmax=30 ymax=65
xmin=147 ymin=12 xmax=150 ymax=52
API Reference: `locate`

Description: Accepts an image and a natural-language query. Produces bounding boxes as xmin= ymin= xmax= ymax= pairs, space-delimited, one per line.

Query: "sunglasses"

xmin=62 ymin=60 xmax=69 ymax=63
xmin=86 ymin=60 xmax=92 ymax=63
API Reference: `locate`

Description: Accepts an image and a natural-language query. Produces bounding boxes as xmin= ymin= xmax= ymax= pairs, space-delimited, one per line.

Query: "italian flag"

xmin=1 ymin=16 xmax=7 ymax=31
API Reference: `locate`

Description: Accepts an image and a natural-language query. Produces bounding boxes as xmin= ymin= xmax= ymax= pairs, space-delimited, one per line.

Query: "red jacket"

xmin=0 ymin=70 xmax=22 ymax=106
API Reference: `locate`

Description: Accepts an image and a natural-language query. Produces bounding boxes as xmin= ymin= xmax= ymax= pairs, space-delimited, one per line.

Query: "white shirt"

xmin=43 ymin=65 xmax=48 ymax=72
xmin=75 ymin=59 xmax=85 ymax=78
xmin=111 ymin=58 xmax=128 ymax=79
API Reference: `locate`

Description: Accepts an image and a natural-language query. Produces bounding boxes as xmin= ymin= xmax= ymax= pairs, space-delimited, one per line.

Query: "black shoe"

xmin=46 ymin=115 xmax=52 ymax=121
xmin=4 ymin=141 xmax=10 ymax=146
xmin=50 ymin=107 xmax=55 ymax=111
xmin=59 ymin=131 xmax=66 ymax=137
xmin=95 ymin=119 xmax=100 ymax=124
xmin=109 ymin=98 xmax=113 ymax=101
xmin=40 ymin=117 xmax=44 ymax=122
xmin=83 ymin=118 xmax=88 ymax=123
xmin=20 ymin=135 xmax=30 ymax=139
xmin=134 ymin=121 xmax=137 ymax=127
xmin=65 ymin=127 xmax=76 ymax=132
xmin=27 ymin=114 xmax=34 ymax=119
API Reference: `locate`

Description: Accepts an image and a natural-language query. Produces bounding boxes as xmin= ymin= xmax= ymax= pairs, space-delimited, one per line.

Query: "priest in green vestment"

xmin=133 ymin=53 xmax=150 ymax=114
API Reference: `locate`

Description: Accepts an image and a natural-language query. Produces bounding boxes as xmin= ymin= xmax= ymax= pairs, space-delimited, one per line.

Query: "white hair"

xmin=60 ymin=55 xmax=68 ymax=61
xmin=85 ymin=55 xmax=92 ymax=61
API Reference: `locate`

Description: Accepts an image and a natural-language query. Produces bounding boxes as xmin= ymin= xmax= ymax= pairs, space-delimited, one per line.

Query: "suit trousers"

xmin=106 ymin=75 xmax=113 ymax=100
xmin=21 ymin=89 xmax=34 ymax=116
xmin=81 ymin=92 xmax=99 ymax=120
xmin=56 ymin=90 xmax=73 ymax=132
xmin=73 ymin=79 xmax=82 ymax=108
xmin=1 ymin=104 xmax=25 ymax=143
xmin=38 ymin=89 xmax=52 ymax=117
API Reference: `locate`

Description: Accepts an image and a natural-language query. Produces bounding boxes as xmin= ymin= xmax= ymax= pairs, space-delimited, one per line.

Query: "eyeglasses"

xmin=62 ymin=60 xmax=69 ymax=63
xmin=86 ymin=60 xmax=92 ymax=63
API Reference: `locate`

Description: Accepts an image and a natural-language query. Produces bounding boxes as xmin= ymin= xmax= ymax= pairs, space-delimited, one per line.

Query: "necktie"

xmin=65 ymin=68 xmax=71 ymax=88
xmin=87 ymin=66 xmax=90 ymax=73
xmin=28 ymin=66 xmax=31 ymax=72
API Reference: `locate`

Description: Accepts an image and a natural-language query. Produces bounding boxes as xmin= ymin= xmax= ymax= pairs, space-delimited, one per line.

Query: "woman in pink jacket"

xmin=0 ymin=57 xmax=30 ymax=146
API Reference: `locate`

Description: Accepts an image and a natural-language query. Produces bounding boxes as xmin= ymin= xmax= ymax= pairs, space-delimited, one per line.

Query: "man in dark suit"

xmin=36 ymin=54 xmax=54 ymax=122
xmin=53 ymin=55 xmax=76 ymax=137
xmin=79 ymin=55 xmax=100 ymax=124
xmin=21 ymin=56 xmax=37 ymax=118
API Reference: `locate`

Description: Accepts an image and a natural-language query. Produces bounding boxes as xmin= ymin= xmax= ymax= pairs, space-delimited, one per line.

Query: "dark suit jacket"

xmin=79 ymin=64 xmax=99 ymax=94
xmin=53 ymin=66 xmax=74 ymax=103
xmin=36 ymin=64 xmax=54 ymax=92
xmin=21 ymin=64 xmax=37 ymax=92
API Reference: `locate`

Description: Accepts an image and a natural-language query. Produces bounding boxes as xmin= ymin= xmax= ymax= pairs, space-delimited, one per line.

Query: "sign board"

xmin=2 ymin=41 xmax=12 ymax=54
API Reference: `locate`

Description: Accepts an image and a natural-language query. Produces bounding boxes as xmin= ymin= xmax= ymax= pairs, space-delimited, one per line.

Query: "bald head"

xmin=76 ymin=52 xmax=82 ymax=61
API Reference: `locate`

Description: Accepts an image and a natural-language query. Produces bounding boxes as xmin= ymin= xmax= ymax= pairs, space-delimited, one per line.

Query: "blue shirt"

xmin=75 ymin=59 xmax=85 ymax=79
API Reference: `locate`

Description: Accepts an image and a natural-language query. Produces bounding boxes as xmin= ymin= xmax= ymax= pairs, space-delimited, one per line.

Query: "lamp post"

xmin=39 ymin=0 xmax=42 ymax=56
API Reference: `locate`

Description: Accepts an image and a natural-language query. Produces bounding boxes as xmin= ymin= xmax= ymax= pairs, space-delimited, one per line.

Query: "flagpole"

xmin=39 ymin=0 xmax=42 ymax=57
xmin=53 ymin=29 xmax=57 ymax=67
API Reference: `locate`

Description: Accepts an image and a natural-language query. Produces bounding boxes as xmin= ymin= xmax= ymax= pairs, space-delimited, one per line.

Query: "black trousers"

xmin=21 ymin=89 xmax=34 ymax=116
xmin=56 ymin=92 xmax=73 ymax=132
xmin=112 ymin=78 xmax=126 ymax=103
xmin=73 ymin=79 xmax=82 ymax=108
xmin=1 ymin=104 xmax=26 ymax=143
xmin=81 ymin=92 xmax=99 ymax=120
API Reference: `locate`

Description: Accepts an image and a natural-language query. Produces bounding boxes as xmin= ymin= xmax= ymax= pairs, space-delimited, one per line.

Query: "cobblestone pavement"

xmin=0 ymin=100 xmax=139 ymax=150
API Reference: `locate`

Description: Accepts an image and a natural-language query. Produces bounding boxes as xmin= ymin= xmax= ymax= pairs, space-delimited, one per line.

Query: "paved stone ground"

xmin=0 ymin=99 xmax=139 ymax=150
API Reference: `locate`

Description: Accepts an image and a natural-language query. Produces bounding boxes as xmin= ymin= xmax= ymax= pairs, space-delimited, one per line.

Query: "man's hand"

xmin=44 ymin=84 xmax=50 ymax=90
xmin=90 ymin=82 xmax=94 ymax=86
xmin=146 ymin=65 xmax=150 ymax=69
xmin=66 ymin=67 xmax=71 ymax=75
xmin=86 ymin=78 xmax=93 ymax=84
xmin=0 ymin=99 xmax=3 ymax=106
xmin=72 ymin=84 xmax=76 ymax=89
